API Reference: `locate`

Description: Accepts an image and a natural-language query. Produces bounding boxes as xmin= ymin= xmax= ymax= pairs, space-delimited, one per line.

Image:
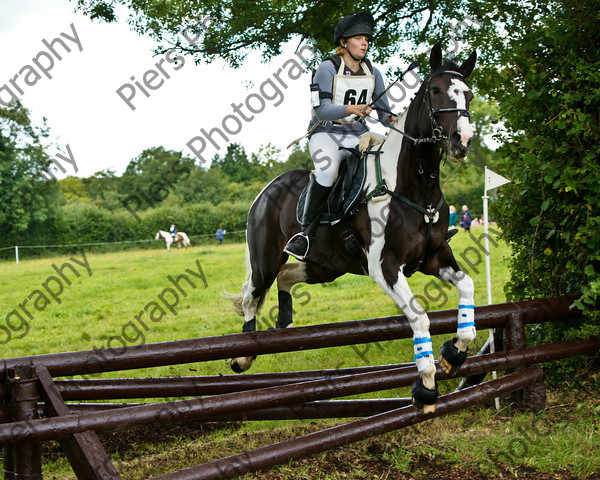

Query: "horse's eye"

xmin=431 ymin=86 xmax=441 ymax=94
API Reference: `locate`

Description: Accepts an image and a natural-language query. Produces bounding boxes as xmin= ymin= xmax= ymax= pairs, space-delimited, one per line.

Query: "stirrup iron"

xmin=284 ymin=232 xmax=310 ymax=261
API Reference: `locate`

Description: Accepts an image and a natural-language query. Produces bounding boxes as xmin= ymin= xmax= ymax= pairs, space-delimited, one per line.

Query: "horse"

xmin=155 ymin=230 xmax=191 ymax=250
xmin=230 ymin=44 xmax=477 ymax=412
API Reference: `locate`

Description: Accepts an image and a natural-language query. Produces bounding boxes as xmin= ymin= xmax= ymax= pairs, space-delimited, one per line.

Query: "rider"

xmin=284 ymin=11 xmax=393 ymax=261
xmin=169 ymin=223 xmax=177 ymax=241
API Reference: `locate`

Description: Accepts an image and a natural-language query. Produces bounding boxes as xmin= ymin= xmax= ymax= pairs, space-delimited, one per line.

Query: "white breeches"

xmin=309 ymin=132 xmax=362 ymax=187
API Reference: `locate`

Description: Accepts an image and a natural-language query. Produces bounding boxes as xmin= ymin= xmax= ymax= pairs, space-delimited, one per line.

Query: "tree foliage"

xmin=0 ymin=103 xmax=62 ymax=239
xmin=489 ymin=0 xmax=600 ymax=332
xmin=12 ymin=0 xmax=600 ymax=334
xmin=73 ymin=0 xmax=467 ymax=67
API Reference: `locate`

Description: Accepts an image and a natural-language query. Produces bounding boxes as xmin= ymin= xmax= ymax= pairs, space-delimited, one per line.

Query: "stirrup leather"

xmin=284 ymin=232 xmax=310 ymax=261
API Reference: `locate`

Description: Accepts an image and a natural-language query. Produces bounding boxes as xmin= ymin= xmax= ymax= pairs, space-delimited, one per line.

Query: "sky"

xmin=0 ymin=2 xmax=494 ymax=182
xmin=0 ymin=0 xmax=345 ymax=178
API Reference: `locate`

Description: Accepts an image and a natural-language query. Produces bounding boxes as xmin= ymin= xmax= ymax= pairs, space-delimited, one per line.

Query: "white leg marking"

xmin=232 ymin=273 xmax=262 ymax=372
xmin=439 ymin=266 xmax=476 ymax=351
xmin=368 ymin=258 xmax=435 ymax=389
xmin=364 ymin=119 xmax=436 ymax=389
xmin=241 ymin=277 xmax=260 ymax=323
xmin=277 ymin=263 xmax=307 ymax=293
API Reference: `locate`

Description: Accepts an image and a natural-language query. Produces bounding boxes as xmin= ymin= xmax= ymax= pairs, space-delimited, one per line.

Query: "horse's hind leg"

xmin=231 ymin=261 xmax=308 ymax=372
xmin=276 ymin=262 xmax=344 ymax=329
xmin=230 ymin=269 xmax=274 ymax=373
xmin=275 ymin=263 xmax=308 ymax=329
xmin=230 ymin=233 xmax=284 ymax=372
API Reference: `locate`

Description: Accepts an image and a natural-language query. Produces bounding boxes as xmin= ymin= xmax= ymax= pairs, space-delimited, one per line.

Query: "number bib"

xmin=331 ymin=59 xmax=375 ymax=124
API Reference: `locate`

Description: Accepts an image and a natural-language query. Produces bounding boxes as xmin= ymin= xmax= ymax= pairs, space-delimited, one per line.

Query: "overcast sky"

xmin=0 ymin=0 xmax=340 ymax=178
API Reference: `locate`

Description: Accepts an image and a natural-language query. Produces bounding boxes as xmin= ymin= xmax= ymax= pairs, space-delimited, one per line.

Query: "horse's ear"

xmin=458 ymin=50 xmax=477 ymax=78
xmin=429 ymin=43 xmax=443 ymax=72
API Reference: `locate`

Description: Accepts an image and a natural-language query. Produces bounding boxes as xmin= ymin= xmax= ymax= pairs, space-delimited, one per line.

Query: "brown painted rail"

xmin=150 ymin=368 xmax=544 ymax=480
xmin=0 ymin=336 xmax=596 ymax=446
xmin=61 ymin=399 xmax=414 ymax=420
xmin=55 ymin=363 xmax=408 ymax=400
xmin=54 ymin=336 xmax=599 ymax=401
xmin=0 ymin=297 xmax=579 ymax=381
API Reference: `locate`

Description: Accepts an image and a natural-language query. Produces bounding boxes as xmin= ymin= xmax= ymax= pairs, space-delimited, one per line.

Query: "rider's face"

xmin=344 ymin=35 xmax=369 ymax=59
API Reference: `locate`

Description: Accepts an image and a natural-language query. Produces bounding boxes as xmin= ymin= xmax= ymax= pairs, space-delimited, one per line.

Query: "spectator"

xmin=460 ymin=205 xmax=472 ymax=233
xmin=216 ymin=226 xmax=225 ymax=245
xmin=449 ymin=205 xmax=458 ymax=227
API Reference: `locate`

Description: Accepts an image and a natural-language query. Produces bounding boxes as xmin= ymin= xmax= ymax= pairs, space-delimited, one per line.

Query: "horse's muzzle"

xmin=449 ymin=133 xmax=471 ymax=162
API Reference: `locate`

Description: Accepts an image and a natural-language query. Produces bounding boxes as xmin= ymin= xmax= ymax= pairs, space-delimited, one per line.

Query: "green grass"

xmin=3 ymin=226 xmax=598 ymax=479
xmin=1 ymin=225 xmax=508 ymax=376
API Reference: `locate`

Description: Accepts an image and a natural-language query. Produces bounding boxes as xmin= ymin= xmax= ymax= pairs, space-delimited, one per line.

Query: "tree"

xmin=73 ymin=0 xmax=463 ymax=67
xmin=119 ymin=146 xmax=196 ymax=205
xmin=210 ymin=143 xmax=253 ymax=183
xmin=490 ymin=0 xmax=600 ymax=330
xmin=0 ymin=102 xmax=61 ymax=243
xmin=250 ymin=143 xmax=282 ymax=182
xmin=59 ymin=176 xmax=90 ymax=203
xmin=73 ymin=0 xmax=600 ymax=326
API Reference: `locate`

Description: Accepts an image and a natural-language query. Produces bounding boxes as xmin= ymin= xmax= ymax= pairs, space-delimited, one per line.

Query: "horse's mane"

xmin=439 ymin=59 xmax=461 ymax=72
xmin=426 ymin=59 xmax=462 ymax=84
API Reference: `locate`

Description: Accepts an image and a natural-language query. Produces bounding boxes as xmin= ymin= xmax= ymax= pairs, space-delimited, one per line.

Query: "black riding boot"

xmin=284 ymin=180 xmax=332 ymax=261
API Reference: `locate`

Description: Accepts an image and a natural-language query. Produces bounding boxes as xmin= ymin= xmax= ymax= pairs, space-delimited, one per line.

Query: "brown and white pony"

xmin=231 ymin=44 xmax=477 ymax=412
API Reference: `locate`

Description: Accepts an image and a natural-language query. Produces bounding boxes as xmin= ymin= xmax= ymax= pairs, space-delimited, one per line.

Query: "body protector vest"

xmin=312 ymin=55 xmax=375 ymax=125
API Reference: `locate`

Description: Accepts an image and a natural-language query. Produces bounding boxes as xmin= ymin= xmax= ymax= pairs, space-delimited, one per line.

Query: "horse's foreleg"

xmin=438 ymin=266 xmax=476 ymax=374
xmin=369 ymin=264 xmax=437 ymax=412
xmin=275 ymin=263 xmax=308 ymax=329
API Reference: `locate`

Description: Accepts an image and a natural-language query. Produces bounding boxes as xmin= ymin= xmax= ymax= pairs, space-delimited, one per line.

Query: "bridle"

xmin=374 ymin=69 xmax=472 ymax=147
xmin=418 ymin=69 xmax=471 ymax=146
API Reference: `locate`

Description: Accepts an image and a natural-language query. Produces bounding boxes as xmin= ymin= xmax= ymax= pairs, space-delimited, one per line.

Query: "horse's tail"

xmin=226 ymin=243 xmax=269 ymax=317
xmin=181 ymin=232 xmax=191 ymax=247
xmin=226 ymin=244 xmax=251 ymax=316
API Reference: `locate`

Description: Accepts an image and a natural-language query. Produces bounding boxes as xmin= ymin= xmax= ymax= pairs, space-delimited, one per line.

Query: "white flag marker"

xmin=483 ymin=166 xmax=511 ymax=410
xmin=485 ymin=166 xmax=511 ymax=191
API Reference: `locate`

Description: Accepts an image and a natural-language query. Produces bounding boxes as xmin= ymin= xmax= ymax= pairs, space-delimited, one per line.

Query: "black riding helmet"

xmin=333 ymin=12 xmax=375 ymax=46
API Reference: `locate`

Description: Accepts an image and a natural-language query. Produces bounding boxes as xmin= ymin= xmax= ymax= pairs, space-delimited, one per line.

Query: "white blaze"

xmin=448 ymin=78 xmax=473 ymax=147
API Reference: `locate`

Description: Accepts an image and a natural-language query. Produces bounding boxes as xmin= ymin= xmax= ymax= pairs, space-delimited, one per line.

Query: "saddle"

xmin=296 ymin=143 xmax=376 ymax=226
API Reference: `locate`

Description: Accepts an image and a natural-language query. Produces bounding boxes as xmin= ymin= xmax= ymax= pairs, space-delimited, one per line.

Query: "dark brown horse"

xmin=231 ymin=44 xmax=477 ymax=412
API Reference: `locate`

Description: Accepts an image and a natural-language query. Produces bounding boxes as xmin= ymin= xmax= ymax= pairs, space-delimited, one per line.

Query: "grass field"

xmin=2 ymin=225 xmax=508 ymax=375
xmin=2 ymin=226 xmax=599 ymax=479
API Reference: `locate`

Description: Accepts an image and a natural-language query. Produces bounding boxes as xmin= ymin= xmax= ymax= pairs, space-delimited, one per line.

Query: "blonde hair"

xmin=335 ymin=45 xmax=346 ymax=56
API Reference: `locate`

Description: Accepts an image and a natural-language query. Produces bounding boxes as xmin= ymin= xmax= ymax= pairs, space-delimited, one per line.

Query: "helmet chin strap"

xmin=344 ymin=44 xmax=363 ymax=63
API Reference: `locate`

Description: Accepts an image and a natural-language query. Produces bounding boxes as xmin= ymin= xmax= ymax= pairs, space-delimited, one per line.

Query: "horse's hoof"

xmin=411 ymin=378 xmax=438 ymax=413
xmin=230 ymin=356 xmax=255 ymax=373
xmin=439 ymin=337 xmax=468 ymax=375
xmin=230 ymin=359 xmax=244 ymax=374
